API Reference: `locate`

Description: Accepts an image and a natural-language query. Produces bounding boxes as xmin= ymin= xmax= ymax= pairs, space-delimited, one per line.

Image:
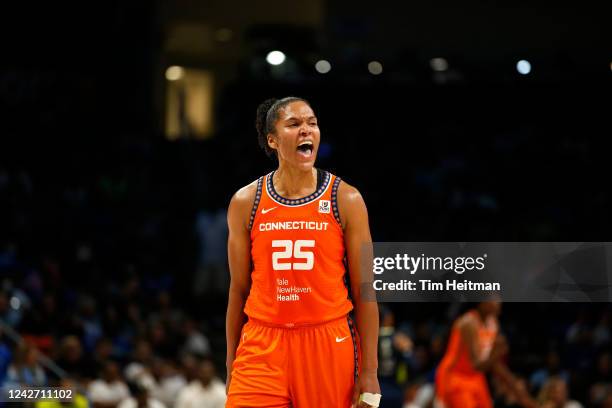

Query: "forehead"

xmin=279 ymin=101 xmax=315 ymax=119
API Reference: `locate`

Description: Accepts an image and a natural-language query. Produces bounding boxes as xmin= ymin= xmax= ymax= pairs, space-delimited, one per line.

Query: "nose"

xmin=299 ymin=124 xmax=310 ymax=135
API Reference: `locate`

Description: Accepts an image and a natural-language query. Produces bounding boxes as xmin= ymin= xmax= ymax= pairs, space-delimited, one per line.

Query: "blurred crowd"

xmin=1 ymin=65 xmax=611 ymax=408
xmin=1 ymin=144 xmax=611 ymax=408
xmin=0 ymin=248 xmax=611 ymax=408
xmin=0 ymin=274 xmax=227 ymax=408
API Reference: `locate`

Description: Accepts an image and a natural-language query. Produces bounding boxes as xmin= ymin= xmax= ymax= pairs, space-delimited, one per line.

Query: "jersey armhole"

xmin=247 ymin=176 xmax=264 ymax=231
xmin=331 ymin=176 xmax=343 ymax=228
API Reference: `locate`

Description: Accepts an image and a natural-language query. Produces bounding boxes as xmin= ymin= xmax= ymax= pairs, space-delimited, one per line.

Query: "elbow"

xmin=352 ymin=297 xmax=379 ymax=312
xmin=229 ymin=279 xmax=251 ymax=299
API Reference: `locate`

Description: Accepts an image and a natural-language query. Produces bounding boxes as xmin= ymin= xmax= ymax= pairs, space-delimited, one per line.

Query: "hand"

xmin=351 ymin=370 xmax=381 ymax=408
xmin=491 ymin=334 xmax=509 ymax=360
xmin=514 ymin=381 xmax=537 ymax=408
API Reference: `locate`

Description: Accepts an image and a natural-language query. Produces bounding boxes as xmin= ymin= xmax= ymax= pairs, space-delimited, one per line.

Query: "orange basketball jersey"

xmin=435 ymin=310 xmax=498 ymax=407
xmin=437 ymin=310 xmax=498 ymax=378
xmin=243 ymin=169 xmax=354 ymax=327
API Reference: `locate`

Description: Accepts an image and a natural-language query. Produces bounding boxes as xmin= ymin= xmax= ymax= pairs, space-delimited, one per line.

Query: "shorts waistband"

xmin=248 ymin=315 xmax=349 ymax=329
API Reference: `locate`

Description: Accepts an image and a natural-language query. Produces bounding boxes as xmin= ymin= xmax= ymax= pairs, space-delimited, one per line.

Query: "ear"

xmin=267 ymin=134 xmax=278 ymax=151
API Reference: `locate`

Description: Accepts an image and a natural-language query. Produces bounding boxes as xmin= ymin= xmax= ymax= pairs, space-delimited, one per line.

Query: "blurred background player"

xmin=435 ymin=301 xmax=536 ymax=408
xmin=225 ymin=97 xmax=380 ymax=407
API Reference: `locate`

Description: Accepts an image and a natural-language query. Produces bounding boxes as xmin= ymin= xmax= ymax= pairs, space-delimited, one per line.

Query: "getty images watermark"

xmin=361 ymin=243 xmax=612 ymax=302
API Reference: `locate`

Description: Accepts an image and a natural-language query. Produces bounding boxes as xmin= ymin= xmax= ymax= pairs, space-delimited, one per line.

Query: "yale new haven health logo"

xmin=318 ymin=200 xmax=330 ymax=213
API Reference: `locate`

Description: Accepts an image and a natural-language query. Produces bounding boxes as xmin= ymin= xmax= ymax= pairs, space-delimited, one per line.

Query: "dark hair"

xmin=255 ymin=96 xmax=311 ymax=158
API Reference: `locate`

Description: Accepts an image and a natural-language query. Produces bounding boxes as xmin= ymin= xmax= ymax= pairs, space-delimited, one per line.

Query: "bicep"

xmin=227 ymin=196 xmax=252 ymax=291
xmin=459 ymin=319 xmax=480 ymax=365
xmin=341 ymin=186 xmax=373 ymax=299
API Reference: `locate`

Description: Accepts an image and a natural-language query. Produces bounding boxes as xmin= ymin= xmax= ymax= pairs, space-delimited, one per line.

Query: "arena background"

xmin=1 ymin=1 xmax=611 ymax=407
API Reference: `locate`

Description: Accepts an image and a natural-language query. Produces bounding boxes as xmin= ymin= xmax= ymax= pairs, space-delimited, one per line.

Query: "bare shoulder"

xmin=336 ymin=179 xmax=368 ymax=229
xmin=228 ymin=179 xmax=259 ymax=228
xmin=337 ymin=179 xmax=364 ymax=204
xmin=230 ymin=179 xmax=259 ymax=208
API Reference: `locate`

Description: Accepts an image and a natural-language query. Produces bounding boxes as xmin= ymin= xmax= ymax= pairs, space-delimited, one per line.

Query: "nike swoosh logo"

xmin=261 ymin=207 xmax=277 ymax=214
xmin=336 ymin=336 xmax=350 ymax=343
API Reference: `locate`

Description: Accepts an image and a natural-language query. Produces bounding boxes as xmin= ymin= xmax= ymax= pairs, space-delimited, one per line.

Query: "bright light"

xmin=165 ymin=66 xmax=184 ymax=81
xmin=10 ymin=296 xmax=20 ymax=310
xmin=516 ymin=60 xmax=531 ymax=75
xmin=368 ymin=61 xmax=383 ymax=75
xmin=430 ymin=57 xmax=448 ymax=72
xmin=315 ymin=60 xmax=331 ymax=74
xmin=266 ymin=51 xmax=286 ymax=66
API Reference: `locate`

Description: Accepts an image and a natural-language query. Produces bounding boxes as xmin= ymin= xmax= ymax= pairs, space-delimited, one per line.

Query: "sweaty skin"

xmin=226 ymin=101 xmax=380 ymax=407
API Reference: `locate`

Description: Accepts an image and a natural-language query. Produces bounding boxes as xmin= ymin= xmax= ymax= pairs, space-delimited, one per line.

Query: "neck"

xmin=274 ymin=163 xmax=317 ymax=198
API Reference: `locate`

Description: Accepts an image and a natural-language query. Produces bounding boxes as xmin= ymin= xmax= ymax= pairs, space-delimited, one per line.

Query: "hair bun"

xmin=255 ymin=98 xmax=278 ymax=154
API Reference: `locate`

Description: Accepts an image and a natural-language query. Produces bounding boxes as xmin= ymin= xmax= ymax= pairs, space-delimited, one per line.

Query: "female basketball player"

xmin=225 ymin=97 xmax=381 ymax=407
xmin=435 ymin=301 xmax=536 ymax=408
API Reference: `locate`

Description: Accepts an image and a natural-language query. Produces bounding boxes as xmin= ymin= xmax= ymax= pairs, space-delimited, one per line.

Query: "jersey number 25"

xmin=271 ymin=240 xmax=315 ymax=271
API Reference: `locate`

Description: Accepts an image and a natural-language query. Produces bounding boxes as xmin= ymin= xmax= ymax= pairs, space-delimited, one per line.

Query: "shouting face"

xmin=267 ymin=101 xmax=320 ymax=171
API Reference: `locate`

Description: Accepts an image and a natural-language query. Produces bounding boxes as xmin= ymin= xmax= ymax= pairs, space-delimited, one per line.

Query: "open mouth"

xmin=296 ymin=141 xmax=313 ymax=157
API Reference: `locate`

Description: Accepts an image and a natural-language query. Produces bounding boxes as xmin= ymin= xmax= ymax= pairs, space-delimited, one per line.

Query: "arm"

xmin=459 ymin=316 xmax=506 ymax=372
xmin=338 ymin=182 xmax=381 ymax=407
xmin=225 ymin=182 xmax=256 ymax=392
xmin=459 ymin=321 xmax=536 ymax=408
xmin=491 ymin=359 xmax=538 ymax=408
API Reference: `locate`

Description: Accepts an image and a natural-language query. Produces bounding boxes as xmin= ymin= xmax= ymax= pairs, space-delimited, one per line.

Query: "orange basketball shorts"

xmin=226 ymin=316 xmax=360 ymax=407
xmin=436 ymin=373 xmax=492 ymax=408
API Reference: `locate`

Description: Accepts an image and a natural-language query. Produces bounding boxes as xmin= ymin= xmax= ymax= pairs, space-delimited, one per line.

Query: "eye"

xmin=288 ymin=123 xmax=299 ymax=127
